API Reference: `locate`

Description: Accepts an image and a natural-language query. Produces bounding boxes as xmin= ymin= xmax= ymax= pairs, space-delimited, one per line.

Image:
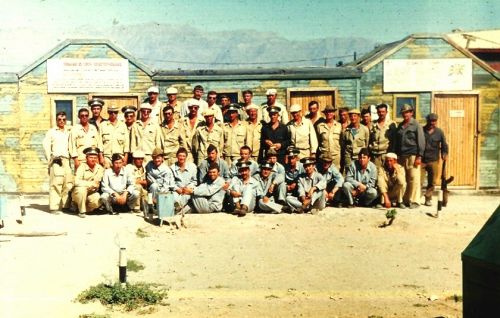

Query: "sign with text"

xmin=47 ymin=58 xmax=129 ymax=93
xmin=383 ymin=58 xmax=472 ymax=92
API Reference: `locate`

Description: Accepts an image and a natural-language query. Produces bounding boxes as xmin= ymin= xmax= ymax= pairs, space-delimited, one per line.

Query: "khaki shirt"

xmin=74 ymin=162 xmax=104 ymax=189
xmin=342 ymin=124 xmax=369 ymax=159
xmin=43 ymin=126 xmax=71 ymax=159
xmin=246 ymin=120 xmax=262 ymax=158
xmin=130 ymin=119 xmax=160 ymax=155
xmin=223 ymin=121 xmax=247 ymax=158
xmin=69 ymin=124 xmax=103 ymax=160
xmin=125 ymin=163 xmax=146 ymax=182
xmin=157 ymin=120 xmax=186 ymax=157
xmin=369 ymin=118 xmax=396 ymax=155
xmin=288 ymin=118 xmax=318 ymax=152
xmin=377 ymin=163 xmax=406 ymax=193
xmin=100 ymin=120 xmax=130 ymax=158
xmin=180 ymin=116 xmax=203 ymax=156
xmin=316 ymin=120 xmax=342 ymax=158
xmin=192 ymin=124 xmax=224 ymax=162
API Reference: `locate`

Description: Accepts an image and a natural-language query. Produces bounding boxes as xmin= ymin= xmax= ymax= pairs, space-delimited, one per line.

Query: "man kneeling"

xmin=342 ymin=148 xmax=378 ymax=208
xmin=285 ymin=157 xmax=326 ymax=213
xmin=183 ymin=163 xmax=227 ymax=214
xmin=228 ymin=161 xmax=259 ymax=216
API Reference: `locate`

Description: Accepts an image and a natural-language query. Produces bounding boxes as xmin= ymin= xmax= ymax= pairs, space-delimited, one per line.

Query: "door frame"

xmin=286 ymin=87 xmax=338 ymax=110
xmin=431 ymin=91 xmax=480 ymax=190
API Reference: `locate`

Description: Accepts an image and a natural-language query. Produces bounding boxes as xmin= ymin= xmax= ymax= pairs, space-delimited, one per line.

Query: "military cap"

xmin=322 ymin=105 xmax=336 ymax=112
xmin=132 ymin=150 xmax=145 ymax=158
xmin=139 ymin=103 xmax=153 ymax=111
xmin=83 ymin=146 xmax=100 ymax=156
xmin=348 ymin=108 xmax=361 ymax=115
xmin=147 ymin=86 xmax=159 ymax=94
xmin=187 ymin=100 xmax=200 ymax=108
xmin=88 ymin=98 xmax=105 ymax=108
xmin=236 ymin=161 xmax=252 ymax=170
xmin=107 ymin=105 xmax=120 ymax=112
xmin=376 ymin=103 xmax=389 ymax=109
xmin=426 ymin=113 xmax=438 ymax=121
xmin=386 ymin=152 xmax=398 ymax=160
xmin=260 ymin=161 xmax=274 ymax=170
xmin=300 ymin=157 xmax=316 ymax=165
xmin=266 ymin=148 xmax=278 ymax=157
xmin=286 ymin=147 xmax=300 ymax=157
xmin=319 ymin=152 xmax=333 ymax=162
xmin=203 ymin=108 xmax=216 ymax=117
xmin=166 ymin=87 xmax=178 ymax=95
xmin=400 ymin=104 xmax=413 ymax=113
xmin=152 ymin=148 xmax=164 ymax=157
xmin=111 ymin=153 xmax=123 ymax=162
xmin=289 ymin=104 xmax=302 ymax=113
xmin=121 ymin=105 xmax=137 ymax=114
xmin=265 ymin=88 xmax=277 ymax=96
xmin=227 ymin=104 xmax=240 ymax=112
xmin=245 ymin=104 xmax=259 ymax=111
xmin=267 ymin=106 xmax=281 ymax=113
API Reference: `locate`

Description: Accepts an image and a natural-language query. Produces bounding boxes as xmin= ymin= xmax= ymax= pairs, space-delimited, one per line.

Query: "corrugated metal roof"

xmin=0 ymin=73 xmax=18 ymax=83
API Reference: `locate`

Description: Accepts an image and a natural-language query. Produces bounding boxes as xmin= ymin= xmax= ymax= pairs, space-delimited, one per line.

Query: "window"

xmin=393 ymin=94 xmax=418 ymax=119
xmin=51 ymin=97 xmax=76 ymax=127
xmin=215 ymin=90 xmax=241 ymax=105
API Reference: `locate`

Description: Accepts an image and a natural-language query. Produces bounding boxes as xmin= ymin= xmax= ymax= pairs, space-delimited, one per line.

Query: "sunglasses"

xmin=79 ymin=114 xmax=89 ymax=118
xmin=108 ymin=111 xmax=118 ymax=114
xmin=57 ymin=118 xmax=66 ymax=121
xmin=164 ymin=112 xmax=173 ymax=116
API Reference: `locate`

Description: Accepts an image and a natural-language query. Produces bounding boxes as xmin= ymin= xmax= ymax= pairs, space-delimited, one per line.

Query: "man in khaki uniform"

xmin=341 ymin=108 xmax=369 ymax=172
xmin=305 ymin=100 xmax=324 ymax=125
xmin=223 ymin=104 xmax=248 ymax=165
xmin=179 ymin=101 xmax=203 ymax=163
xmin=143 ymin=86 xmax=165 ymax=124
xmin=100 ymin=106 xmax=130 ymax=168
xmin=206 ymin=90 xmax=223 ymax=123
xmin=288 ymin=104 xmax=318 ymax=159
xmin=165 ymin=87 xmax=182 ymax=120
xmin=192 ymin=108 xmax=224 ymax=164
xmin=70 ymin=108 xmax=103 ymax=170
xmin=72 ymin=147 xmax=105 ymax=218
xmin=245 ymin=104 xmax=262 ymax=161
xmin=377 ymin=152 xmax=406 ymax=209
xmin=125 ymin=150 xmax=148 ymax=213
xmin=88 ymin=98 xmax=107 ymax=130
xmin=43 ymin=111 xmax=73 ymax=214
xmin=369 ymin=103 xmax=396 ymax=168
xmin=131 ymin=104 xmax=160 ymax=163
xmin=122 ymin=105 xmax=137 ymax=164
xmin=316 ymin=105 xmax=342 ymax=169
xmin=157 ymin=105 xmax=186 ymax=165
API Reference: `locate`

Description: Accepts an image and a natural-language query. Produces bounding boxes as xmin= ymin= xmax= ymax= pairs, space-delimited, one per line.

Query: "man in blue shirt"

xmin=342 ymin=148 xmax=378 ymax=208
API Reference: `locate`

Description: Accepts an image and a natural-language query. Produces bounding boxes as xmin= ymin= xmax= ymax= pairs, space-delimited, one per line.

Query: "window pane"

xmin=55 ymin=100 xmax=73 ymax=125
xmin=395 ymin=97 xmax=416 ymax=118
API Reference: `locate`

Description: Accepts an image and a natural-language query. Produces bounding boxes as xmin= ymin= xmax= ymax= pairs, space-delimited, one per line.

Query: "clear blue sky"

xmin=1 ymin=0 xmax=498 ymax=42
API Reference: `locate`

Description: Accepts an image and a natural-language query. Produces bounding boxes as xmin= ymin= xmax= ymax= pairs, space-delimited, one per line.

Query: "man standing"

xmin=361 ymin=107 xmax=373 ymax=130
xmin=377 ymin=152 xmax=406 ymax=209
xmin=131 ymin=104 xmax=160 ymax=163
xmin=192 ymin=108 xmax=224 ymax=164
xmin=338 ymin=107 xmax=350 ymax=132
xmin=100 ymin=154 xmax=139 ymax=214
xmin=157 ymin=105 xmax=186 ymax=166
xmin=179 ymin=101 xmax=203 ymax=163
xmin=43 ymin=111 xmax=73 ymax=214
xmin=261 ymin=88 xmax=288 ymax=124
xmin=288 ymin=104 xmax=318 ymax=159
xmin=305 ymin=100 xmax=324 ymax=125
xmin=244 ymin=104 xmax=262 ymax=161
xmin=240 ymin=90 xmax=262 ymax=122
xmin=165 ymin=87 xmax=182 ymax=120
xmin=100 ymin=106 xmax=130 ymax=168
xmin=122 ymin=105 xmax=137 ymax=164
xmin=197 ymin=144 xmax=230 ymax=183
xmin=88 ymin=98 xmax=107 ymax=130
xmin=260 ymin=106 xmax=290 ymax=162
xmin=125 ymin=150 xmax=148 ymax=213
xmin=70 ymin=108 xmax=103 ymax=170
xmin=143 ymin=86 xmax=164 ymax=124
xmin=72 ymin=147 xmax=104 ymax=218
xmin=342 ymin=148 xmax=378 ymax=208
xmin=369 ymin=103 xmax=396 ymax=168
xmin=206 ymin=90 xmax=223 ymax=122
xmin=342 ymin=108 xmax=369 ymax=172
xmin=254 ymin=162 xmax=286 ymax=213
xmin=223 ymin=104 xmax=247 ymax=165
xmin=422 ymin=113 xmax=448 ymax=206
xmin=181 ymin=85 xmax=208 ymax=118
xmin=316 ymin=105 xmax=342 ymax=169
xmin=220 ymin=95 xmax=232 ymax=123
xmin=183 ymin=163 xmax=226 ymax=214
xmin=228 ymin=161 xmax=260 ymax=216
xmin=395 ymin=104 xmax=425 ymax=209
xmin=170 ymin=147 xmax=197 ymax=213
xmin=285 ymin=157 xmax=326 ymax=214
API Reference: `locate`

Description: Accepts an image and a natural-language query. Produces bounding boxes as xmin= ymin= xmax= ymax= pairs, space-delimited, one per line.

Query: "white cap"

xmin=289 ymin=104 xmax=302 ymax=113
xmin=147 ymin=86 xmax=159 ymax=94
xmin=132 ymin=150 xmax=145 ymax=158
xmin=386 ymin=152 xmax=398 ymax=160
xmin=265 ymin=88 xmax=277 ymax=96
xmin=166 ymin=87 xmax=178 ymax=95
xmin=187 ymin=100 xmax=200 ymax=108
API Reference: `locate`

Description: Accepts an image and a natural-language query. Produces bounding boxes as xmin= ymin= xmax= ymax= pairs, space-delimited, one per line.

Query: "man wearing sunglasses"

xmin=69 ymin=107 xmax=103 ymax=170
xmin=158 ymin=106 xmax=186 ymax=166
xmin=99 ymin=106 xmax=130 ymax=168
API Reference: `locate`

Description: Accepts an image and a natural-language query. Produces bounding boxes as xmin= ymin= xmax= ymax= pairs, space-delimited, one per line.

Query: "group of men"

xmin=42 ymin=85 xmax=448 ymax=218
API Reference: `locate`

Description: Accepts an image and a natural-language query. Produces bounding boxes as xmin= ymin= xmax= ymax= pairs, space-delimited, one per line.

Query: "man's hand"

xmin=268 ymin=184 xmax=275 ymax=194
xmin=184 ymin=188 xmax=194 ymax=195
xmin=176 ymin=188 xmax=183 ymax=195
xmin=262 ymin=196 xmax=270 ymax=203
xmin=73 ymin=158 xmax=80 ymax=170
xmin=274 ymin=143 xmax=282 ymax=150
xmin=357 ymin=183 xmax=367 ymax=193
xmin=223 ymin=182 xmax=230 ymax=190
xmin=414 ymin=156 xmax=422 ymax=167
xmin=442 ymin=154 xmax=448 ymax=161
xmin=115 ymin=192 xmax=127 ymax=205
xmin=231 ymin=190 xmax=241 ymax=198
xmin=265 ymin=140 xmax=273 ymax=147
xmin=326 ymin=191 xmax=334 ymax=201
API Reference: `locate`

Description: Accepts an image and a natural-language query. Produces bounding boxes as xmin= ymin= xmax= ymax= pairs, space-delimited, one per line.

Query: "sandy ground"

xmin=0 ymin=193 xmax=498 ymax=318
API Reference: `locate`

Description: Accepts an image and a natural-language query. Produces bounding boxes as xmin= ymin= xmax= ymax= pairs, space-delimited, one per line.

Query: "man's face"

xmin=229 ymin=110 xmax=238 ymax=121
xmin=108 ymin=110 xmax=118 ymax=122
xmin=240 ymin=149 xmax=250 ymax=161
xmin=163 ymin=109 xmax=174 ymax=122
xmin=207 ymin=150 xmax=218 ymax=162
xmin=86 ymin=154 xmax=98 ymax=167
xmin=221 ymin=97 xmax=230 ymax=107
xmin=268 ymin=155 xmax=277 ymax=164
xmin=56 ymin=115 xmax=66 ymax=128
xmin=358 ymin=154 xmax=370 ymax=168
xmin=133 ymin=157 xmax=144 ymax=168
xmin=266 ymin=94 xmax=276 ymax=105
xmin=291 ymin=111 xmax=301 ymax=122
xmin=207 ymin=168 xmax=219 ymax=181
xmin=243 ymin=93 xmax=252 ymax=104
xmin=112 ymin=158 xmax=123 ymax=173
xmin=247 ymin=109 xmax=257 ymax=121
xmin=349 ymin=113 xmax=359 ymax=125
xmin=204 ymin=115 xmax=214 ymax=125
xmin=141 ymin=109 xmax=151 ymax=120
xmin=239 ymin=167 xmax=250 ymax=180
xmin=194 ymin=89 xmax=203 ymax=99
xmin=288 ymin=155 xmax=297 ymax=166
xmin=324 ymin=110 xmax=335 ymax=121
xmin=270 ymin=112 xmax=279 ymax=123
xmin=362 ymin=113 xmax=371 ymax=125
xmin=91 ymin=106 xmax=101 ymax=118
xmin=153 ymin=155 xmax=164 ymax=167
xmin=260 ymin=168 xmax=271 ymax=178
xmin=167 ymin=94 xmax=176 ymax=103
xmin=207 ymin=94 xmax=217 ymax=106
xmin=177 ymin=152 xmax=187 ymax=165
xmin=339 ymin=110 xmax=348 ymax=123
xmin=308 ymin=103 xmax=319 ymax=114
xmin=304 ymin=163 xmax=315 ymax=175
xmin=125 ymin=112 xmax=135 ymax=125
xmin=321 ymin=160 xmax=332 ymax=171
xmin=428 ymin=119 xmax=437 ymax=129
xmin=377 ymin=107 xmax=387 ymax=120
xmin=385 ymin=157 xmax=396 ymax=170
xmin=402 ymin=111 xmax=413 ymax=121
xmin=79 ymin=111 xmax=90 ymax=125
xmin=189 ymin=106 xmax=199 ymax=116
xmin=148 ymin=92 xmax=158 ymax=103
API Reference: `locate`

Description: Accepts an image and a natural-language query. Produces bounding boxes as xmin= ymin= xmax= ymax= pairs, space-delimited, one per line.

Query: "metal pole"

xmin=119 ymin=247 xmax=127 ymax=286
xmin=437 ymin=190 xmax=443 ymax=217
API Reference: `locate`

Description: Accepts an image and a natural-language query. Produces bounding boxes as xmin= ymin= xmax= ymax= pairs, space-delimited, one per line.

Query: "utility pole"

xmin=353 ymin=51 xmax=357 ymax=61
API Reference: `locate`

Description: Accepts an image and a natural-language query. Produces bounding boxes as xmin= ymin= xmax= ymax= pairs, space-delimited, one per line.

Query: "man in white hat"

xmin=287 ymin=104 xmax=318 ymax=159
xmin=244 ymin=103 xmax=262 ymax=161
xmin=240 ymin=89 xmax=262 ymax=122
xmin=192 ymin=108 xmax=224 ymax=164
xmin=261 ymin=88 xmax=289 ymax=124
xmin=99 ymin=105 xmax=130 ymax=168
xmin=180 ymin=85 xmax=208 ymax=118
xmin=165 ymin=86 xmax=182 ymax=120
xmin=88 ymin=98 xmax=107 ymax=130
xmin=205 ymin=90 xmax=223 ymax=122
xmin=142 ymin=86 xmax=165 ymax=124
xmin=131 ymin=103 xmax=160 ymax=163
xmin=377 ymin=152 xmax=406 ymax=209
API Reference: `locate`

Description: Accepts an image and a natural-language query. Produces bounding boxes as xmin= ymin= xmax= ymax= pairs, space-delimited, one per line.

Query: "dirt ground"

xmin=0 ymin=193 xmax=498 ymax=318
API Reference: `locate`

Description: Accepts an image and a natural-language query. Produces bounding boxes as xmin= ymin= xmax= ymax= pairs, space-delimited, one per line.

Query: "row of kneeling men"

xmin=48 ymin=143 xmax=410 ymax=218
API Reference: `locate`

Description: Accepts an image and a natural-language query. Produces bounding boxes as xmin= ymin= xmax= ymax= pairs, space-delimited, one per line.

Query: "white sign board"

xmin=383 ymin=58 xmax=472 ymax=92
xmin=47 ymin=58 xmax=129 ymax=93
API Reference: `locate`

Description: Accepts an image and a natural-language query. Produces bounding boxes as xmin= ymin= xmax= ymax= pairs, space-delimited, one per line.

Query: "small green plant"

xmin=386 ymin=208 xmax=397 ymax=220
xmin=127 ymin=259 xmax=145 ymax=272
xmin=136 ymin=228 xmax=149 ymax=238
xmin=76 ymin=282 xmax=167 ymax=311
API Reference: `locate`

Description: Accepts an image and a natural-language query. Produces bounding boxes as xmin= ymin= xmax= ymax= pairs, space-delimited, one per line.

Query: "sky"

xmin=1 ymin=0 xmax=498 ymax=43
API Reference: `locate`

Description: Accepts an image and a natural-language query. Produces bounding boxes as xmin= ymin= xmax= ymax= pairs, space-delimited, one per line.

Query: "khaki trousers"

xmin=399 ymin=155 xmax=421 ymax=205
xmin=72 ymin=186 xmax=101 ymax=214
xmin=49 ymin=158 xmax=74 ymax=211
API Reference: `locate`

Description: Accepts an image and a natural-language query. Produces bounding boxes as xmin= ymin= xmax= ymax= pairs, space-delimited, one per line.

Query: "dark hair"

xmin=208 ymin=162 xmax=220 ymax=172
xmin=338 ymin=107 xmax=349 ymax=114
xmin=207 ymin=90 xmax=217 ymax=96
xmin=240 ymin=145 xmax=252 ymax=153
xmin=242 ymin=90 xmax=253 ymax=96
xmin=220 ymin=94 xmax=229 ymax=100
xmin=56 ymin=111 xmax=67 ymax=117
xmin=193 ymin=85 xmax=204 ymax=92
xmin=78 ymin=108 xmax=89 ymax=115
xmin=111 ymin=153 xmax=123 ymax=163
xmin=358 ymin=148 xmax=370 ymax=158
xmin=207 ymin=144 xmax=218 ymax=154
xmin=361 ymin=108 xmax=371 ymax=116
xmin=176 ymin=147 xmax=188 ymax=156
xmin=308 ymin=100 xmax=319 ymax=108
xmin=162 ymin=105 xmax=174 ymax=113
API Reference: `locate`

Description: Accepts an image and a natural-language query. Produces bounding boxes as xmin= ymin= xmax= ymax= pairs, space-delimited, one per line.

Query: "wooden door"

xmin=91 ymin=95 xmax=139 ymax=119
xmin=288 ymin=89 xmax=336 ymax=114
xmin=433 ymin=94 xmax=478 ymax=187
